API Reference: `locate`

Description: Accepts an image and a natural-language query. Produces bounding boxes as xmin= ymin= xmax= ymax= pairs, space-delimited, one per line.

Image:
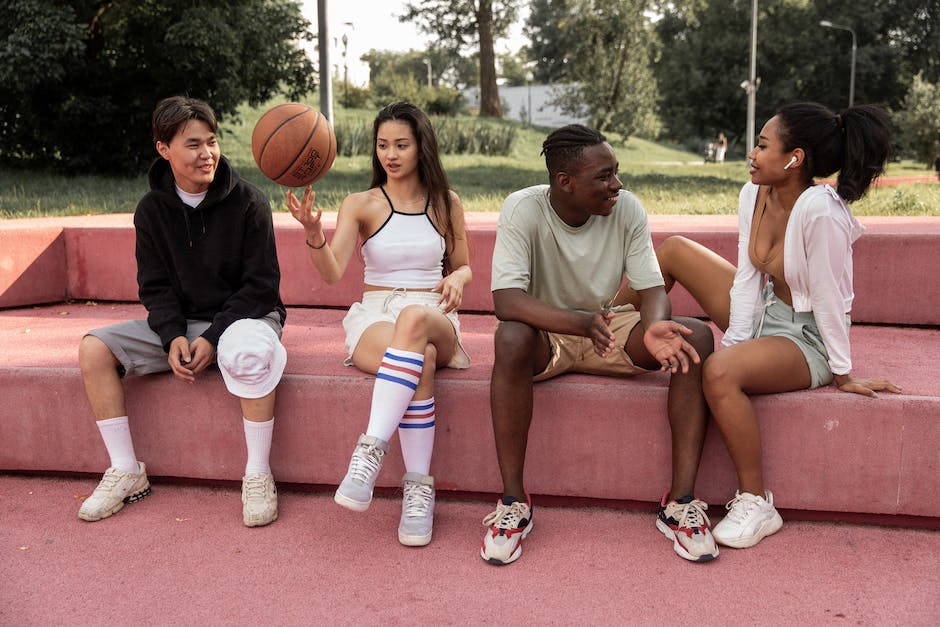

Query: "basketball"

xmin=251 ymin=103 xmax=336 ymax=187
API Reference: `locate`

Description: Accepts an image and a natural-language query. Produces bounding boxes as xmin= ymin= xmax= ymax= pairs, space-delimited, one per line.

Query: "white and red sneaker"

xmin=480 ymin=496 xmax=533 ymax=565
xmin=656 ymin=490 xmax=719 ymax=562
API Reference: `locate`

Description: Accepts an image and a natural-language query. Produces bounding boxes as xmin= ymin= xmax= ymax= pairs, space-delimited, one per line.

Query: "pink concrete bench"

xmin=2 ymin=214 xmax=939 ymax=325
xmin=1 ymin=303 xmax=938 ymax=519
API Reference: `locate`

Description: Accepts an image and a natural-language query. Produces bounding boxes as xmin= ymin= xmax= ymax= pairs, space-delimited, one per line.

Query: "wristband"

xmin=305 ymin=235 xmax=327 ymax=250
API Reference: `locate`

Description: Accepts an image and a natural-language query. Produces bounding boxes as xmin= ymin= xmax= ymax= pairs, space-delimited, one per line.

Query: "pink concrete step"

xmin=2 ymin=214 xmax=939 ymax=324
xmin=2 ymin=303 xmax=937 ymax=518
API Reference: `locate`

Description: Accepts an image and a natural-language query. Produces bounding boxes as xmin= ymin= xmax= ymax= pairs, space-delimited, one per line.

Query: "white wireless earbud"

xmin=784 ymin=156 xmax=798 ymax=170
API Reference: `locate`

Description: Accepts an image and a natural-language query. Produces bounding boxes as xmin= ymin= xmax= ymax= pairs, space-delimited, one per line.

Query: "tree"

xmin=400 ymin=0 xmax=519 ymax=117
xmin=524 ymin=0 xmax=661 ymax=138
xmin=0 ymin=0 xmax=315 ymax=174
xmin=651 ymin=0 xmax=939 ymax=151
xmin=894 ymin=73 xmax=940 ymax=166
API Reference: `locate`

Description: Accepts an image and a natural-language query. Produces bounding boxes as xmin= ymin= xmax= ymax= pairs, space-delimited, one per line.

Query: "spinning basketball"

xmin=251 ymin=103 xmax=336 ymax=187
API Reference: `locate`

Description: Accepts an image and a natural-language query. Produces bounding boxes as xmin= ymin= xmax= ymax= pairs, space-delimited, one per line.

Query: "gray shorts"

xmin=86 ymin=312 xmax=283 ymax=378
xmin=753 ymin=284 xmax=847 ymax=389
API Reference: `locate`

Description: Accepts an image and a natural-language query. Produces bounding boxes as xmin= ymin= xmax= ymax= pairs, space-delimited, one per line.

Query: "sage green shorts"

xmin=754 ymin=284 xmax=848 ymax=389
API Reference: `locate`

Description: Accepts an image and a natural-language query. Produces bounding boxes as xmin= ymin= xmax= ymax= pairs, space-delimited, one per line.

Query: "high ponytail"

xmin=776 ymin=102 xmax=891 ymax=203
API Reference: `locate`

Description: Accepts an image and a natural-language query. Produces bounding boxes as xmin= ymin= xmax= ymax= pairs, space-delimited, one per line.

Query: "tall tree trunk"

xmin=476 ymin=0 xmax=503 ymax=117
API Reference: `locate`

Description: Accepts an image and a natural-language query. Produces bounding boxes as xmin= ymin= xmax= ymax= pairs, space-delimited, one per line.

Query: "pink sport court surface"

xmin=1 ymin=473 xmax=937 ymax=625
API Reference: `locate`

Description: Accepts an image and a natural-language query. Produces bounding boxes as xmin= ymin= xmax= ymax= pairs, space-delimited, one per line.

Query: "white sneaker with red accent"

xmin=656 ymin=490 xmax=719 ymax=562
xmin=480 ymin=497 xmax=533 ymax=565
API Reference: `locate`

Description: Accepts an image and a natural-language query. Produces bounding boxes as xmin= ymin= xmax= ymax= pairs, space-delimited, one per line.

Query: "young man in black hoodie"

xmin=77 ymin=96 xmax=287 ymax=527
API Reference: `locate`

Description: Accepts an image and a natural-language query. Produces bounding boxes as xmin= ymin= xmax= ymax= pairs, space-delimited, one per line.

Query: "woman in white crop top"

xmin=623 ymin=102 xmax=900 ymax=549
xmin=287 ymin=102 xmax=471 ymax=547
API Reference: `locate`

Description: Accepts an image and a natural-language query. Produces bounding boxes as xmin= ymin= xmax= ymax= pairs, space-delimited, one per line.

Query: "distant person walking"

xmin=934 ymin=154 xmax=940 ymax=182
xmin=715 ymin=132 xmax=728 ymax=163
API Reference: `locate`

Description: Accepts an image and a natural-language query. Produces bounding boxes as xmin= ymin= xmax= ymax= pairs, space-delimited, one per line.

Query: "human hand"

xmin=589 ymin=310 xmax=616 ymax=357
xmin=168 ymin=336 xmax=215 ymax=383
xmin=285 ymin=186 xmax=324 ymax=245
xmin=433 ymin=274 xmax=465 ymax=313
xmin=833 ymin=374 xmax=902 ymax=397
xmin=168 ymin=336 xmax=195 ymax=382
xmin=642 ymin=320 xmax=700 ymax=374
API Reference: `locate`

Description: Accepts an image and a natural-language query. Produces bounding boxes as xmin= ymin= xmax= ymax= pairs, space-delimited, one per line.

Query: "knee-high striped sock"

xmin=398 ymin=397 xmax=436 ymax=475
xmin=365 ymin=348 xmax=424 ymax=443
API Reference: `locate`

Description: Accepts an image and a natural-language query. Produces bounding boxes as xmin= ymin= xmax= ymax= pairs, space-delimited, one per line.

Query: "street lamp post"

xmin=423 ymin=58 xmax=432 ymax=88
xmin=525 ymin=71 xmax=533 ymax=126
xmin=341 ymin=33 xmax=348 ymax=107
xmin=819 ymin=20 xmax=856 ymax=107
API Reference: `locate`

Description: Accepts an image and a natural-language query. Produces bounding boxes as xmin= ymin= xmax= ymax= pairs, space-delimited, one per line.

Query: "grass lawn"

xmin=2 ymin=100 xmax=938 ymax=218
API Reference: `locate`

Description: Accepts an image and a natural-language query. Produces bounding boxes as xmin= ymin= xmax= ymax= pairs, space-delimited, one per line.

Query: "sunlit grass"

xmin=2 ymin=99 xmax=937 ymax=218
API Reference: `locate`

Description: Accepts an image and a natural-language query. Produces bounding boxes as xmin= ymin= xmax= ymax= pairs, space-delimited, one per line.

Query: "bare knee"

xmin=79 ymin=335 xmax=118 ymax=375
xmin=702 ymin=352 xmax=740 ymax=403
xmin=494 ymin=321 xmax=543 ymax=369
xmin=675 ymin=316 xmax=715 ymax=361
xmin=393 ymin=305 xmax=432 ymax=344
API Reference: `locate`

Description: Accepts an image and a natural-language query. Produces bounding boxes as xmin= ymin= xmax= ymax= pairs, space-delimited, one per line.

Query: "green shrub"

xmin=338 ymin=84 xmax=372 ymax=110
xmin=333 ymin=116 xmax=517 ymax=157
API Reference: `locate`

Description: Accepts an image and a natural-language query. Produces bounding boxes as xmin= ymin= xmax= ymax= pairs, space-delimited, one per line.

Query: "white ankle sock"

xmin=365 ymin=348 xmax=424 ymax=443
xmin=95 ymin=416 xmax=139 ymax=473
xmin=243 ymin=417 xmax=274 ymax=476
xmin=398 ymin=397 xmax=436 ymax=475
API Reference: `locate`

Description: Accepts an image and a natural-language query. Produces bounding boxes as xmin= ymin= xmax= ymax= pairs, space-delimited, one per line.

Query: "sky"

xmin=300 ymin=0 xmax=527 ymax=85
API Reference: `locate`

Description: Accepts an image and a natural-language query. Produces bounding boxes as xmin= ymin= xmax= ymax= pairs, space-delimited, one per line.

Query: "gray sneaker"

xmin=78 ymin=462 xmax=150 ymax=522
xmin=398 ymin=472 xmax=435 ymax=547
xmin=242 ymin=473 xmax=278 ymax=527
xmin=334 ymin=434 xmax=388 ymax=512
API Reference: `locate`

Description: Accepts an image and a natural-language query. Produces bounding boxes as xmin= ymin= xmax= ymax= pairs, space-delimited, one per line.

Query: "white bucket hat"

xmin=217 ymin=319 xmax=287 ymax=399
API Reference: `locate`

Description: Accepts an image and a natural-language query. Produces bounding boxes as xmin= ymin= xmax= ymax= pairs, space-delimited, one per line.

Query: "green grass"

xmin=2 ymin=99 xmax=938 ymax=218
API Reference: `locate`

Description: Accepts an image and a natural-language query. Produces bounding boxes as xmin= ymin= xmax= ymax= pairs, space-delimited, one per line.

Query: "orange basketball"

xmin=251 ymin=103 xmax=336 ymax=187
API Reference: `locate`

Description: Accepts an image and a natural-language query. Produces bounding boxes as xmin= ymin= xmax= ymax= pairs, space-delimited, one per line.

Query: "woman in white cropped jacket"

xmin=627 ymin=102 xmax=900 ymax=550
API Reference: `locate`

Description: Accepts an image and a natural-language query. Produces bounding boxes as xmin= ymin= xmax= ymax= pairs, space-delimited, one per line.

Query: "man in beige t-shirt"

xmin=480 ymin=125 xmax=718 ymax=566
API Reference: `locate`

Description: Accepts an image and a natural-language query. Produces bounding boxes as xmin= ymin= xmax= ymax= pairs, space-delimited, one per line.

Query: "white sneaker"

xmin=480 ymin=497 xmax=533 ymax=565
xmin=242 ymin=473 xmax=278 ymax=527
xmin=713 ymin=490 xmax=783 ymax=548
xmin=656 ymin=491 xmax=719 ymax=562
xmin=78 ymin=462 xmax=150 ymax=522
xmin=398 ymin=472 xmax=435 ymax=547
xmin=334 ymin=434 xmax=388 ymax=512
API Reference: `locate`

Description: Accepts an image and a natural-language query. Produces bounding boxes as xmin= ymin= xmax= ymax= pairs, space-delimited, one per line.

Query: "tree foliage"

xmin=400 ymin=0 xmax=519 ymax=117
xmin=525 ymin=0 xmax=661 ymax=138
xmin=894 ymin=73 xmax=940 ymax=165
xmin=0 ymin=0 xmax=315 ymax=175
xmin=651 ymin=0 xmax=940 ymax=152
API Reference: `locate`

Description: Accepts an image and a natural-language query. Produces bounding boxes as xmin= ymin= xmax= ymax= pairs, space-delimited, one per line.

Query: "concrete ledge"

xmin=2 ymin=214 xmax=939 ymax=324
xmin=2 ymin=303 xmax=937 ymax=518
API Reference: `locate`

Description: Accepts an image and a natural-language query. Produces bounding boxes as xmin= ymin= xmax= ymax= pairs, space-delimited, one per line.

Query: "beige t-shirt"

xmin=491 ymin=185 xmax=664 ymax=313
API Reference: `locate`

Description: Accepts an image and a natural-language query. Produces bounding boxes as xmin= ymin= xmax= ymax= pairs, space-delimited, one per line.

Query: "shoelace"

xmin=481 ymin=501 xmax=527 ymax=529
xmin=93 ymin=468 xmax=123 ymax=494
xmin=724 ymin=493 xmax=760 ymax=523
xmin=402 ymin=481 xmax=433 ymax=518
xmin=349 ymin=444 xmax=385 ymax=484
xmin=244 ymin=476 xmax=269 ymax=499
xmin=677 ymin=499 xmax=711 ymax=529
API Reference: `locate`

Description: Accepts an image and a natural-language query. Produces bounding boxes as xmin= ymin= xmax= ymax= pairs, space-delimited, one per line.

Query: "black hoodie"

xmin=134 ymin=155 xmax=286 ymax=351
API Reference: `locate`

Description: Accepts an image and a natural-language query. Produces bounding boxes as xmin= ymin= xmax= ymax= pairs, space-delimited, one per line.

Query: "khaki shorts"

xmin=341 ymin=289 xmax=470 ymax=369
xmin=534 ymin=308 xmax=649 ymax=382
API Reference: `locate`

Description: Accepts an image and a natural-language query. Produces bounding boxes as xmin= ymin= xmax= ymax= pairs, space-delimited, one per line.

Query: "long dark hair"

xmin=370 ymin=101 xmax=457 ymax=265
xmin=775 ymin=102 xmax=891 ymax=203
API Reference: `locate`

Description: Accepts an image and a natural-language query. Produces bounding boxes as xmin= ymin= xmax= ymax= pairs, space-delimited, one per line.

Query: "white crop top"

xmin=361 ymin=187 xmax=446 ymax=288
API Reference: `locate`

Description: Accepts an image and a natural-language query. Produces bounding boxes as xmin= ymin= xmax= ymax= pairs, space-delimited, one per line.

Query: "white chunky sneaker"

xmin=242 ymin=473 xmax=278 ymax=527
xmin=656 ymin=491 xmax=719 ymax=562
xmin=713 ymin=490 xmax=783 ymax=548
xmin=398 ymin=472 xmax=435 ymax=547
xmin=480 ymin=497 xmax=533 ymax=565
xmin=334 ymin=434 xmax=388 ymax=512
xmin=78 ymin=462 xmax=150 ymax=522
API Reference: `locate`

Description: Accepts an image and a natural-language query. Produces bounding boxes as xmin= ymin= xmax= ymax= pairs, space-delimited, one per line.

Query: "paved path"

xmin=2 ymin=474 xmax=937 ymax=625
